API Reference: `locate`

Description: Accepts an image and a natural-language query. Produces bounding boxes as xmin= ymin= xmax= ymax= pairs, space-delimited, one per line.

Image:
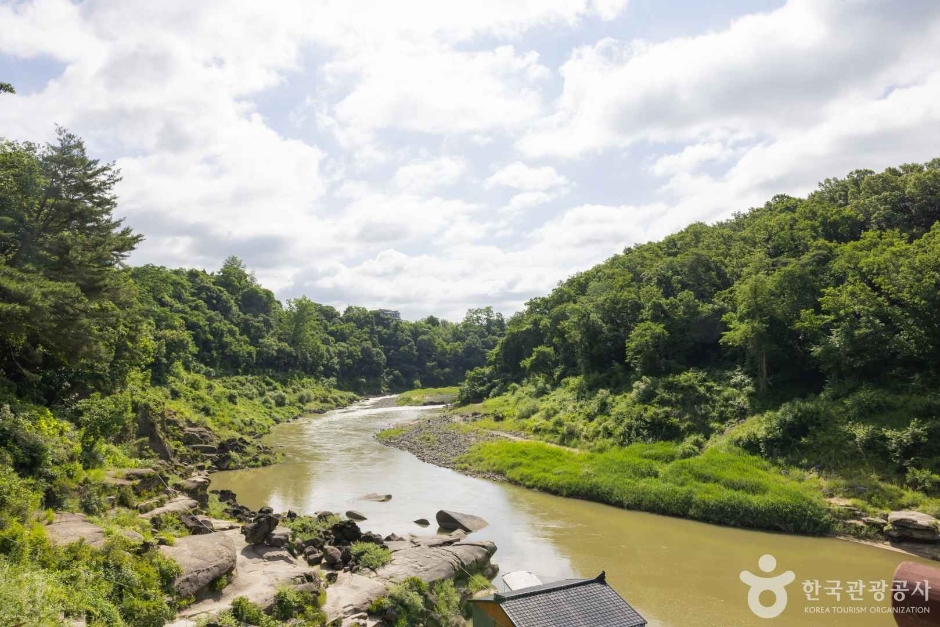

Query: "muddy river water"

xmin=211 ymin=397 xmax=932 ymax=626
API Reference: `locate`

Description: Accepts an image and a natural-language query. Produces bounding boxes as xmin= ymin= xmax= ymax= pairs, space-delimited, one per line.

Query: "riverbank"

xmin=377 ymin=413 xmax=832 ymax=534
xmin=378 ymin=413 xmax=940 ymax=561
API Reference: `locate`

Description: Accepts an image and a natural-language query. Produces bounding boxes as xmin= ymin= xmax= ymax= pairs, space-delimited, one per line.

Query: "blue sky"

xmin=3 ymin=0 xmax=940 ymax=320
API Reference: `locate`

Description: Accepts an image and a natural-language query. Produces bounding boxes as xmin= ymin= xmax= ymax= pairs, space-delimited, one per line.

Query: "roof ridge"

xmin=494 ymin=572 xmax=607 ymax=601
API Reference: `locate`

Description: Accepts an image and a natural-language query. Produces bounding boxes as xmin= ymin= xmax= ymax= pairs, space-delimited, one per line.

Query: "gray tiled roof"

xmin=495 ymin=574 xmax=647 ymax=627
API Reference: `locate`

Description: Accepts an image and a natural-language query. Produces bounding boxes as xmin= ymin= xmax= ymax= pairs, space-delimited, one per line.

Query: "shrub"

xmin=906 ymin=468 xmax=940 ymax=496
xmin=430 ymin=580 xmax=459 ymax=618
xmin=516 ymin=399 xmax=539 ymax=419
xmin=351 ymin=542 xmax=392 ymax=570
xmin=467 ymin=573 xmax=493 ymax=593
xmin=231 ymin=596 xmax=275 ymax=626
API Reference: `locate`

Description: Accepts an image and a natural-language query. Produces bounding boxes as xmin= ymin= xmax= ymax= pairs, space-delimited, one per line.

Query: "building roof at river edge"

xmin=470 ymin=571 xmax=647 ymax=627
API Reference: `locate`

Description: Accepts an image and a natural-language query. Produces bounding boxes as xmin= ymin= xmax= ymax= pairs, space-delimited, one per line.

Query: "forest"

xmin=0 ymin=129 xmax=503 ymax=625
xmin=457 ymin=156 xmax=940 ymax=520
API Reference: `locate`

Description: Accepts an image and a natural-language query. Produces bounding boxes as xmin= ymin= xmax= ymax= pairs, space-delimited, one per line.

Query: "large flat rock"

xmin=168 ymin=529 xmax=314 ymax=623
xmin=889 ymin=511 xmax=940 ymax=531
xmin=46 ymin=513 xmax=105 ymax=549
xmin=375 ymin=540 xmax=497 ymax=585
xmin=324 ymin=538 xmax=496 ymax=621
xmin=160 ymin=533 xmax=237 ymax=597
xmin=140 ymin=497 xmax=199 ymax=520
xmin=322 ymin=572 xmax=389 ymax=619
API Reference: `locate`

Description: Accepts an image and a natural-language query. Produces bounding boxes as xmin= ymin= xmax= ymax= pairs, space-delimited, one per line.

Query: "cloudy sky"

xmin=3 ymin=0 xmax=940 ymax=320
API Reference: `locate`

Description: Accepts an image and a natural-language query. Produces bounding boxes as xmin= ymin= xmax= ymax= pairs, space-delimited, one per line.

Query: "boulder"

xmin=136 ymin=406 xmax=174 ymax=462
xmin=358 ymin=493 xmax=392 ymax=502
xmin=323 ymin=545 xmax=343 ymax=567
xmin=140 ymin=497 xmax=199 ymax=520
xmin=436 ymin=510 xmax=489 ymax=533
xmin=180 ymin=513 xmax=214 ymax=535
xmin=359 ymin=531 xmax=384 ymax=545
xmin=123 ymin=467 xmax=164 ymax=493
xmin=331 ymin=519 xmax=362 ymax=544
xmin=889 ymin=511 xmax=940 ymax=530
xmin=211 ymin=489 xmax=237 ymax=503
xmin=888 ymin=526 xmax=940 ymax=543
xmin=46 ymin=513 xmax=106 ymax=549
xmin=887 ymin=512 xmax=940 ymax=543
xmin=182 ymin=427 xmax=217 ymax=445
xmin=341 ymin=546 xmax=353 ymax=565
xmin=122 ymin=529 xmax=145 ymax=542
xmin=414 ymin=519 xmax=430 ymax=526
xmin=173 ymin=475 xmax=211 ymax=505
xmin=242 ymin=513 xmax=279 ymax=545
xmin=159 ymin=533 xmax=237 ymax=597
xmin=345 ymin=510 xmax=368 ymax=521
xmin=266 ymin=529 xmax=291 ymax=548
xmin=384 ymin=533 xmax=404 ymax=542
xmin=304 ymin=547 xmax=324 ymax=565
xmin=376 ymin=540 xmax=497 ymax=585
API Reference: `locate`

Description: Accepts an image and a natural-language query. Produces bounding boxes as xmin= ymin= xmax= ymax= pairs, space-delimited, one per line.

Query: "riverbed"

xmin=211 ymin=397 xmax=933 ymax=626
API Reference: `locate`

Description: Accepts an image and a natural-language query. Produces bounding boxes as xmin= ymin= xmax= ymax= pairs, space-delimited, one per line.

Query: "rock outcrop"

xmin=346 ymin=510 xmax=367 ymax=521
xmin=321 ymin=535 xmax=497 ymax=622
xmin=159 ymin=533 xmax=237 ymax=597
xmin=241 ymin=513 xmax=279 ymax=545
xmin=173 ymin=475 xmax=211 ymax=506
xmin=888 ymin=511 xmax=940 ymax=543
xmin=140 ymin=496 xmax=199 ymax=520
xmin=45 ymin=513 xmax=106 ymax=549
xmin=436 ymin=510 xmax=489 ymax=533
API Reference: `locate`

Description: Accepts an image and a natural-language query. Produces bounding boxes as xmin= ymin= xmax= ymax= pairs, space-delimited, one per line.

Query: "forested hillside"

xmin=460 ymin=159 xmax=940 ymax=513
xmin=0 ymin=129 xmax=503 ymax=625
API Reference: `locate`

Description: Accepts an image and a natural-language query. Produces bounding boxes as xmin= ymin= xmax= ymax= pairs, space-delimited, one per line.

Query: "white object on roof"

xmin=502 ymin=571 xmax=543 ymax=591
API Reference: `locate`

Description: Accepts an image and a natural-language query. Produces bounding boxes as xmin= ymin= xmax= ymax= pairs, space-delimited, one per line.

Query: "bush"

xmin=906 ymin=468 xmax=940 ymax=496
xmin=0 ymin=558 xmax=69 ymax=626
xmin=351 ymin=542 xmax=392 ymax=570
xmin=232 ymin=596 xmax=275 ymax=626
xmin=0 ymin=465 xmax=40 ymax=525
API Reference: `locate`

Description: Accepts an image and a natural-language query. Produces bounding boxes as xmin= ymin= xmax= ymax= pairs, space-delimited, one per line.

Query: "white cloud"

xmin=485 ymin=161 xmax=569 ymax=191
xmin=650 ymin=142 xmax=735 ymax=177
xmin=4 ymin=0 xmax=940 ymax=322
xmin=393 ymin=156 xmax=466 ymax=192
xmin=519 ymin=0 xmax=940 ymax=158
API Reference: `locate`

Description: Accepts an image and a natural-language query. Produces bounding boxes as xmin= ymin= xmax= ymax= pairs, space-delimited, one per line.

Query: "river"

xmin=211 ymin=397 xmax=933 ymax=626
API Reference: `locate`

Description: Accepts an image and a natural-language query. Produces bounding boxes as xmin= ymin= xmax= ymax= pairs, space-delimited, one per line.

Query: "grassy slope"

xmin=395 ymin=387 xmax=459 ymax=406
xmin=457 ymin=439 xmax=831 ymax=534
xmin=442 ymin=378 xmax=940 ymax=534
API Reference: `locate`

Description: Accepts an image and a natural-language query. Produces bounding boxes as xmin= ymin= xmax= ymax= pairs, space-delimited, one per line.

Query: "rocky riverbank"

xmin=376 ymin=414 xmax=509 ymax=481
xmin=379 ymin=413 xmax=940 ymax=563
xmin=62 ymin=463 xmax=499 ymax=627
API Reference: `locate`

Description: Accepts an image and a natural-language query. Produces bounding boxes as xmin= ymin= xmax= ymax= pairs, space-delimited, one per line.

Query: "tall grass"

xmin=458 ymin=441 xmax=832 ymax=534
xmin=396 ymin=387 xmax=460 ymax=406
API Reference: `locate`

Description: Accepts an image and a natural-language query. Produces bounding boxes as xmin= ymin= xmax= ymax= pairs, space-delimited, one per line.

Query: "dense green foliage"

xmin=0 ymin=129 xmax=505 ymax=625
xmin=132 ymin=259 xmax=505 ymax=393
xmin=462 ymin=160 xmax=940 ymax=498
xmin=350 ymin=541 xmax=393 ymax=569
xmin=368 ymin=577 xmax=461 ymax=627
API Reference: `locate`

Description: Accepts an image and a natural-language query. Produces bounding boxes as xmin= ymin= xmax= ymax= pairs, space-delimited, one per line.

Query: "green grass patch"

xmin=458 ymin=440 xmax=832 ymax=534
xmin=376 ymin=425 xmax=410 ymax=440
xmin=351 ymin=541 xmax=392 ymax=570
xmin=396 ymin=387 xmax=460 ymax=406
